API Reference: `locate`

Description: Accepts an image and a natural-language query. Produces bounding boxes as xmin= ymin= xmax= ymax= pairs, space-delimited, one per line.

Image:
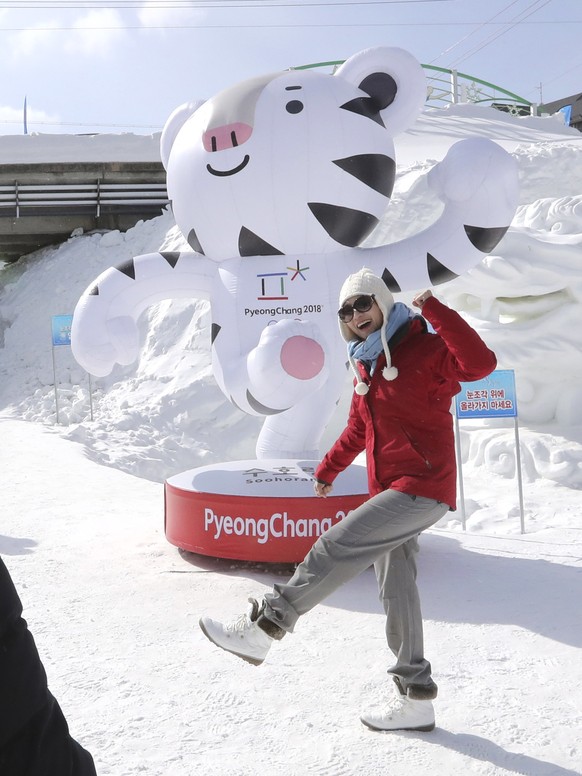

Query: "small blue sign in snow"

xmin=455 ymin=369 xmax=517 ymax=419
xmin=51 ymin=314 xmax=73 ymax=346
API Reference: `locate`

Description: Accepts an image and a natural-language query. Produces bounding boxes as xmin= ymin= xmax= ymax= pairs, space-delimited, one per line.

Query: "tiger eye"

xmin=286 ymin=100 xmax=304 ymax=114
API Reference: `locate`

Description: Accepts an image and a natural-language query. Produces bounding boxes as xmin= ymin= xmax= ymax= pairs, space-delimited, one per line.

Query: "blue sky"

xmin=0 ymin=0 xmax=580 ymax=135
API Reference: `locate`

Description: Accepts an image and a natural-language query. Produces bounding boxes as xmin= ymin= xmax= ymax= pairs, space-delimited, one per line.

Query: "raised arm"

xmin=420 ymin=295 xmax=497 ymax=382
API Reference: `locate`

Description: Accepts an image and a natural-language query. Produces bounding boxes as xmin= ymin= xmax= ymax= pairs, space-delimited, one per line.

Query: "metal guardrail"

xmin=0 ymin=180 xmax=169 ymax=219
xmin=422 ymin=65 xmax=536 ymax=116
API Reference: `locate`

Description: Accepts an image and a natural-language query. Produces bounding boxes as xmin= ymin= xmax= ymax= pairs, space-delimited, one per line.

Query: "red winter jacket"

xmin=314 ymin=297 xmax=496 ymax=510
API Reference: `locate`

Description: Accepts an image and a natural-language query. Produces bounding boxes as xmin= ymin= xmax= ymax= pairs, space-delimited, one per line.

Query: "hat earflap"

xmin=347 ymin=353 xmax=370 ymax=395
xmin=378 ymin=302 xmax=399 ymax=382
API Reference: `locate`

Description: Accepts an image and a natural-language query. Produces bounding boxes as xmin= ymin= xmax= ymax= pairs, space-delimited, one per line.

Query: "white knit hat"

xmin=338 ymin=267 xmax=398 ymax=395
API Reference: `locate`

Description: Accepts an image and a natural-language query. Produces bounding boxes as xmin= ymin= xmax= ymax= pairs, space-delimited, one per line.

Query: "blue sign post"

xmin=455 ymin=369 xmax=517 ymax=419
xmin=454 ymin=370 xmax=525 ymax=533
xmin=51 ymin=314 xmax=73 ymax=347
xmin=51 ymin=314 xmax=93 ymax=424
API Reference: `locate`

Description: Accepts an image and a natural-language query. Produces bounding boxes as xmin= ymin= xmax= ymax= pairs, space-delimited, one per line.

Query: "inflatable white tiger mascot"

xmin=72 ymin=46 xmax=519 ymax=460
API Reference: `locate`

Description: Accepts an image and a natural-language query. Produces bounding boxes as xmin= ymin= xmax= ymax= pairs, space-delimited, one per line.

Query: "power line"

xmin=446 ymin=0 xmax=555 ymax=71
xmin=0 ymin=0 xmax=457 ymax=8
xmin=0 ymin=117 xmax=163 ymax=130
xmin=1 ymin=19 xmax=580 ymax=32
xmin=428 ymin=0 xmax=524 ymax=65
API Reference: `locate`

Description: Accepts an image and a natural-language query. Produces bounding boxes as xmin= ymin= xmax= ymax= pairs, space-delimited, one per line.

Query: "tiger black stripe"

xmin=381 ymin=267 xmax=401 ymax=294
xmin=239 ymin=227 xmax=283 ymax=257
xmin=115 ymin=259 xmax=137 ymax=280
xmin=160 ymin=252 xmax=181 ymax=268
xmin=211 ymin=323 xmax=221 ymax=344
xmin=187 ymin=228 xmax=205 ymax=255
xmin=333 ymin=155 xmax=395 ymax=198
xmin=465 ymin=225 xmax=509 ymax=253
xmin=340 ymin=97 xmax=386 ymax=127
xmin=427 ymin=253 xmax=458 ymax=285
xmin=308 ymin=203 xmax=378 ymax=247
xmin=246 ymin=390 xmax=289 ymax=415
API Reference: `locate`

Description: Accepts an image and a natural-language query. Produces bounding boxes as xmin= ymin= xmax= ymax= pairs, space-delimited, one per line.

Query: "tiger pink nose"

xmin=203 ymin=122 xmax=253 ymax=152
xmin=280 ymin=336 xmax=325 ymax=380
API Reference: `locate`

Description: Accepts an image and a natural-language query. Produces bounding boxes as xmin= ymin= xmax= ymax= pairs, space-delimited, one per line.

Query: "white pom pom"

xmin=382 ymin=365 xmax=399 ymax=381
xmin=355 ymin=381 xmax=369 ymax=395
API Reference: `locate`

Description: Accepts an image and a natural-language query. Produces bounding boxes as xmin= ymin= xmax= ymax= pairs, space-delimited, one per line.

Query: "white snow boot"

xmin=360 ymin=694 xmax=435 ymax=732
xmin=199 ymin=598 xmax=285 ymax=666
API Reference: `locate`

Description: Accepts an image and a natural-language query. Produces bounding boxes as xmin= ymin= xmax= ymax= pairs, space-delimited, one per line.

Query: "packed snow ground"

xmin=1 ymin=103 xmax=581 ymax=775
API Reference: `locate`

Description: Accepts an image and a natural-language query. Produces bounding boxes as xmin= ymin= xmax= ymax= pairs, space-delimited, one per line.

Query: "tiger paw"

xmin=428 ymin=137 xmax=519 ymax=223
xmin=247 ymin=319 xmax=328 ymax=407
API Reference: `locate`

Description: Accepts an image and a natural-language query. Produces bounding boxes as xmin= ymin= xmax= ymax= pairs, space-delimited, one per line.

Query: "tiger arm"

xmin=363 ymin=137 xmax=519 ymax=293
xmin=71 ymin=252 xmax=216 ymax=377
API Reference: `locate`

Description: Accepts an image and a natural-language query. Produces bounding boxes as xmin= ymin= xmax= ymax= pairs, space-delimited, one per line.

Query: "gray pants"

xmin=264 ymin=490 xmax=449 ymax=693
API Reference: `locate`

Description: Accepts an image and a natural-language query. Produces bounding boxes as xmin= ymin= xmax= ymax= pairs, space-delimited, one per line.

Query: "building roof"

xmin=541 ymin=93 xmax=582 ymax=125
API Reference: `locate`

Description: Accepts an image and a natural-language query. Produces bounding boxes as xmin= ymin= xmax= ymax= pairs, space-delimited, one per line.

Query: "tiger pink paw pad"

xmin=280 ymin=336 xmax=325 ymax=380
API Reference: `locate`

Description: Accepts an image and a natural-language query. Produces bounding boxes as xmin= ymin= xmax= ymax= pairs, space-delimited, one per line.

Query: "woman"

xmin=200 ymin=267 xmax=496 ymax=732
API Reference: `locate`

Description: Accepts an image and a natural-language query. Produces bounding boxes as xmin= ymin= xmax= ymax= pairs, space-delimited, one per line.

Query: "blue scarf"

xmin=348 ymin=302 xmax=415 ymax=375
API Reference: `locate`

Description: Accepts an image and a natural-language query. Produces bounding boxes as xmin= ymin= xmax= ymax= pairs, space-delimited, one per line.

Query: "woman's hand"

xmin=314 ymin=480 xmax=333 ymax=498
xmin=412 ymin=290 xmax=433 ymax=309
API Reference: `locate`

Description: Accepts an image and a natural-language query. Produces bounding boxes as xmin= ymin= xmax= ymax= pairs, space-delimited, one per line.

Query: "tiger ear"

xmin=335 ymin=47 xmax=426 ymax=136
xmin=160 ymin=99 xmax=206 ymax=170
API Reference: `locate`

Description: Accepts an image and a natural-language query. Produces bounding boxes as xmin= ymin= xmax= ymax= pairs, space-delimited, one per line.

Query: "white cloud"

xmin=0 ymin=104 xmax=28 ymax=131
xmin=0 ymin=103 xmax=61 ymax=134
xmin=64 ymin=9 xmax=128 ymax=58
xmin=9 ymin=20 xmax=60 ymax=60
xmin=4 ymin=9 xmax=128 ymax=62
xmin=137 ymin=1 xmax=206 ymax=29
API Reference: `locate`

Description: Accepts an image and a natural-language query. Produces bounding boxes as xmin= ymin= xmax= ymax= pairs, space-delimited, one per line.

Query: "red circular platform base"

xmin=164 ymin=459 xmax=369 ymax=563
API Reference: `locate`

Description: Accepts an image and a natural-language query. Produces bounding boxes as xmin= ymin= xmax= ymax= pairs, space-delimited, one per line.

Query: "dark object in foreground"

xmin=0 ymin=556 xmax=97 ymax=775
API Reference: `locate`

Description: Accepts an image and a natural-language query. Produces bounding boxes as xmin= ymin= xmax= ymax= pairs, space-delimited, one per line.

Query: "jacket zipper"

xmin=401 ymin=425 xmax=432 ymax=469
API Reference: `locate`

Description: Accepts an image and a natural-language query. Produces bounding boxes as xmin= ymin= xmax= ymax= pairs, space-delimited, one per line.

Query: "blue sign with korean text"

xmin=51 ymin=314 xmax=73 ymax=346
xmin=455 ymin=369 xmax=517 ymax=419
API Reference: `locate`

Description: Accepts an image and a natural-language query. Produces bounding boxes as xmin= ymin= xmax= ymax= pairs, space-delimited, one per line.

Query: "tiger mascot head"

xmin=160 ymin=47 xmax=426 ymax=261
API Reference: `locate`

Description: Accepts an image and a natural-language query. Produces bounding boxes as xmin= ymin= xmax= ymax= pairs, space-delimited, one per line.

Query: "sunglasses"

xmin=337 ymin=294 xmax=375 ymax=323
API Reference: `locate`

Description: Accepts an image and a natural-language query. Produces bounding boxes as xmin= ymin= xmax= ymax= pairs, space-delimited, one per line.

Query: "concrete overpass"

xmin=0 ymin=134 xmax=168 ymax=262
xmin=0 ymin=160 xmax=169 ymax=262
